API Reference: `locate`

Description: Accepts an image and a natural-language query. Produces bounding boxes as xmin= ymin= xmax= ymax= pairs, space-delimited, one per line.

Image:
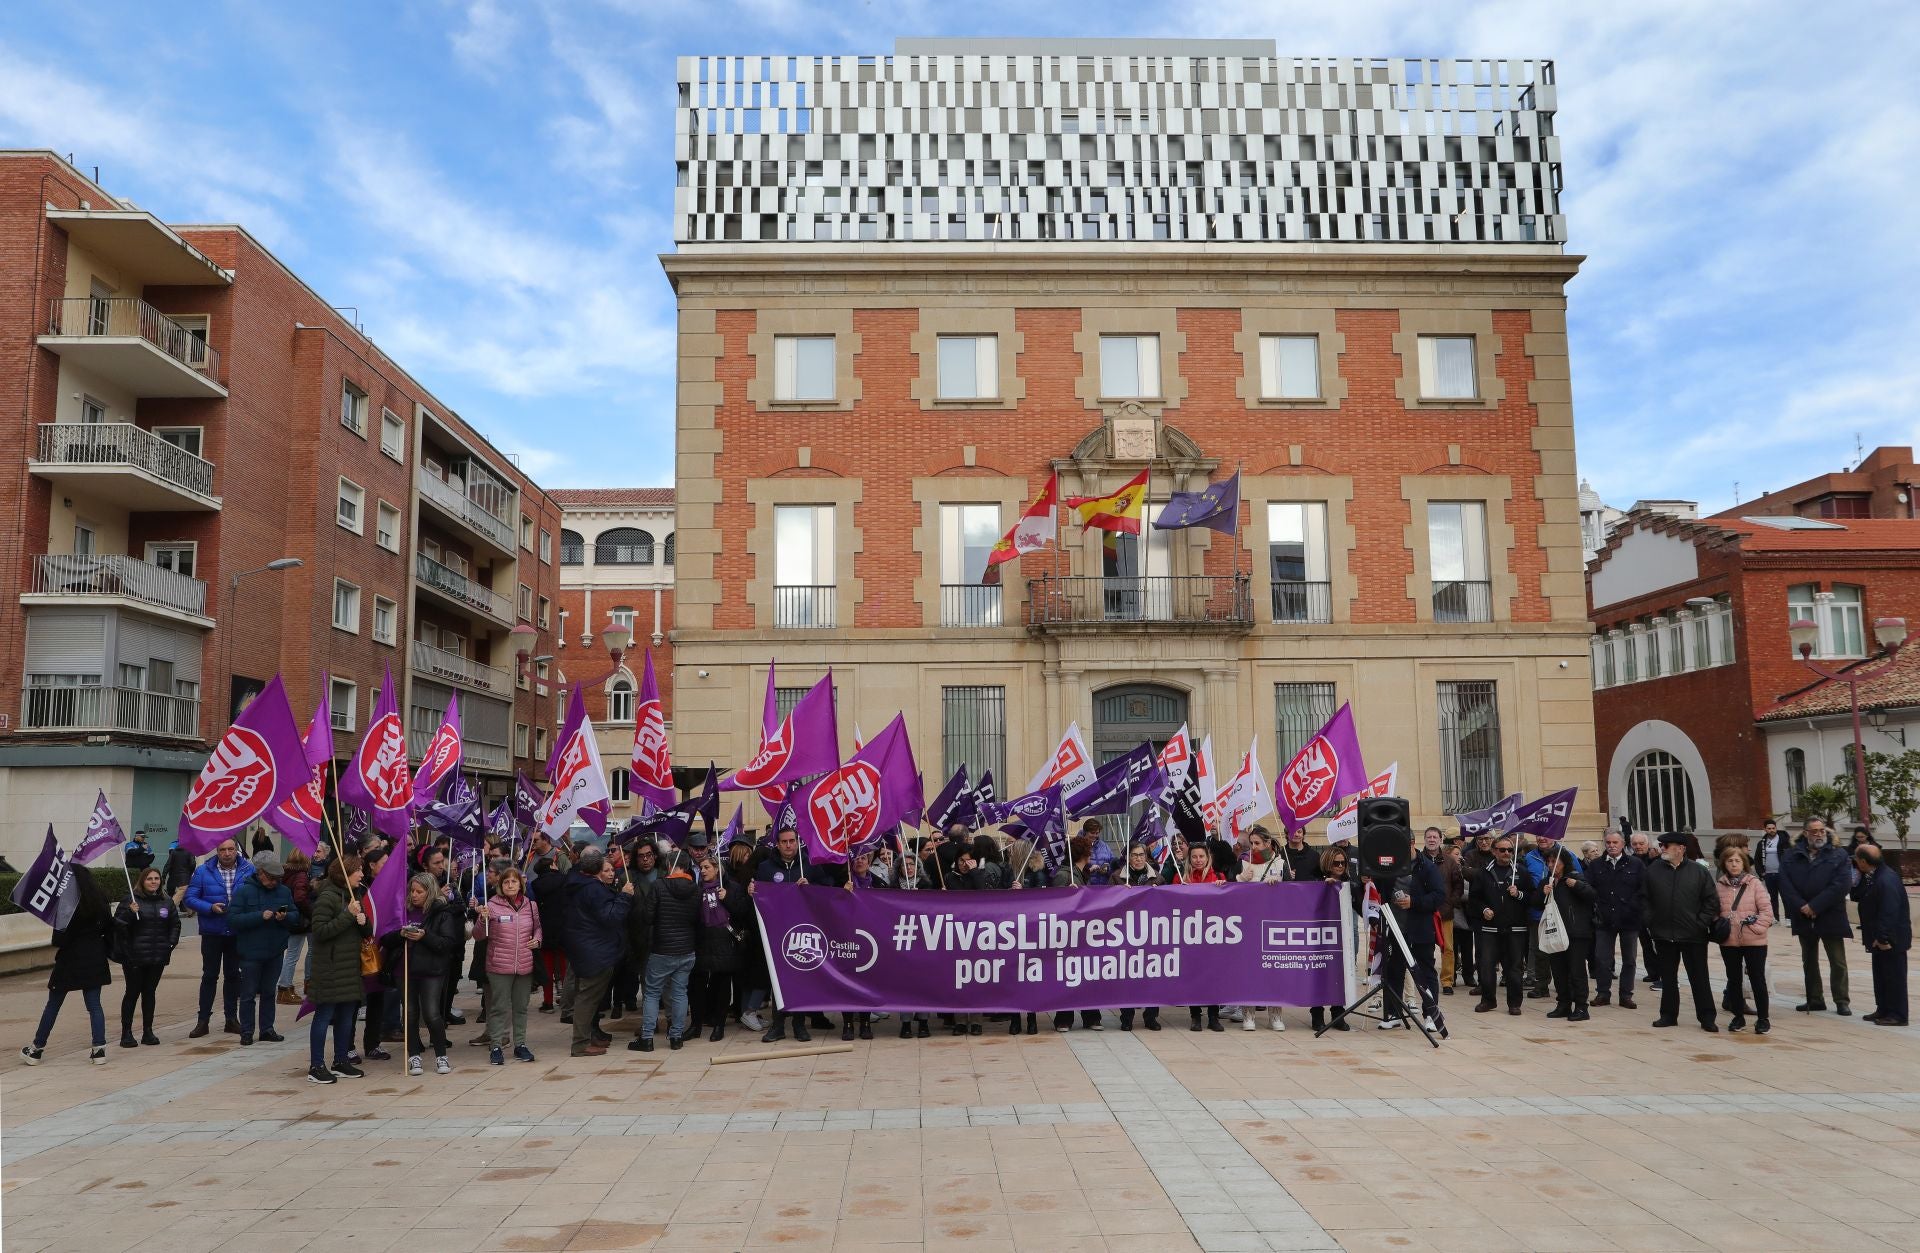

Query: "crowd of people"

xmin=15 ymin=812 xmax=1910 ymax=1071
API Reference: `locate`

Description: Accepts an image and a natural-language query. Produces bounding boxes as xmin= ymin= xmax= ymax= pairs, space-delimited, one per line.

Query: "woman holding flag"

xmin=21 ymin=870 xmax=115 ymax=1066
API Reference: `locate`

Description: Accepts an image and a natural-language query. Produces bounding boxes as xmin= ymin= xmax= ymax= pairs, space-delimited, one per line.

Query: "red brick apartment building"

xmin=0 ymin=150 xmax=568 ymax=861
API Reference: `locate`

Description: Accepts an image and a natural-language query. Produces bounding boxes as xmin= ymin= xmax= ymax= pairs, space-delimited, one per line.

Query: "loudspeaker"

xmin=1355 ymin=796 xmax=1413 ymax=880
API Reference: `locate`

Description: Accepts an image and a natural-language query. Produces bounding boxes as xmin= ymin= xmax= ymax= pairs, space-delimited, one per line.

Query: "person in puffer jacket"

xmin=114 ymin=866 xmax=180 ymax=1047
xmin=636 ymin=858 xmax=700 ymax=1051
xmin=475 ymin=865 xmax=542 ymax=1065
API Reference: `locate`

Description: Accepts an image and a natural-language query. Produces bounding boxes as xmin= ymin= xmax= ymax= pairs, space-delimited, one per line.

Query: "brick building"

xmin=551 ymin=487 xmax=679 ymax=824
xmin=0 ymin=150 xmax=565 ymax=862
xmin=664 ymin=41 xmax=1599 ymax=833
xmin=1588 ymin=512 xmax=1920 ymax=835
xmin=1719 ymin=444 xmax=1920 ymax=522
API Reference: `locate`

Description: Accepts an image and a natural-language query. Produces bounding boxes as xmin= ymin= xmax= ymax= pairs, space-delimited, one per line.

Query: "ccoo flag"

xmin=1506 ymin=787 xmax=1580 ymax=843
xmin=11 ymin=826 xmax=78 ymax=929
xmin=926 ymin=765 xmax=975 ymax=831
xmin=335 ymin=666 xmax=412 ymax=840
xmin=1152 ymin=470 xmax=1240 ymax=535
xmin=1273 ymin=703 xmax=1369 ymax=836
xmin=629 ymin=649 xmax=676 ymax=811
xmin=790 ymin=714 xmax=923 ymax=864
xmin=72 ymin=791 xmax=127 ymax=866
xmin=1455 ymin=792 xmax=1522 ymax=841
xmin=179 ymin=675 xmax=309 ymax=854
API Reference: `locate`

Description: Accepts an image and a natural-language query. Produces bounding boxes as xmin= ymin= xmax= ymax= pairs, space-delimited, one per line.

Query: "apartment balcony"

xmin=416 ymin=468 xmax=517 ymax=556
xmin=39 ymin=297 xmax=226 ymax=398
xmin=410 ymin=639 xmax=512 ymax=697
xmin=30 ymin=423 xmax=220 ymax=511
xmin=1432 ymin=580 xmax=1495 ymax=624
xmin=1026 ymin=575 xmax=1253 ymax=633
xmin=415 ymin=553 xmax=514 ymax=626
xmin=773 ymin=585 xmax=836 ymax=630
xmin=23 ymin=553 xmax=212 ymax=628
xmin=1270 ymin=580 xmax=1333 ymax=625
xmin=20 ymin=683 xmax=201 ymax=740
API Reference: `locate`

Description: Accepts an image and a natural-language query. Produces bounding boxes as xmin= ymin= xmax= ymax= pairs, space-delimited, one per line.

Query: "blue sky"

xmin=2 ymin=0 xmax=1915 ymax=510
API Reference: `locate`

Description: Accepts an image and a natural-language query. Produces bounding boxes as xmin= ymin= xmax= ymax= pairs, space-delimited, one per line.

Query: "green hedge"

xmin=0 ymin=868 xmax=146 ymax=918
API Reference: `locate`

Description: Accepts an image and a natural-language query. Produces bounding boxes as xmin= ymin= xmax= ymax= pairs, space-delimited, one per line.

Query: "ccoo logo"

xmin=185 ymin=726 xmax=279 ymax=830
xmin=355 ymin=712 xmax=410 ymax=808
xmin=1280 ymin=735 xmax=1340 ymax=816
xmin=807 ymin=761 xmax=882 ymax=857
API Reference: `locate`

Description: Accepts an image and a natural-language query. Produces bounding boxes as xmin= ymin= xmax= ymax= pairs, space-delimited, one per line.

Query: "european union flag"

xmin=1152 ymin=470 xmax=1240 ymax=534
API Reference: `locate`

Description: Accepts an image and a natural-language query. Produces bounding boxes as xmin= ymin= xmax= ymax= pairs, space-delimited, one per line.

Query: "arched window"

xmin=1626 ymin=749 xmax=1697 ymax=834
xmin=663 ymin=533 xmax=675 ymax=566
xmin=606 ymin=675 xmax=635 ymax=724
xmin=559 ymin=529 xmax=584 ymax=566
xmin=1784 ymin=747 xmax=1807 ymax=810
xmin=609 ymin=767 xmax=631 ymax=802
xmin=595 ymin=527 xmax=653 ymax=565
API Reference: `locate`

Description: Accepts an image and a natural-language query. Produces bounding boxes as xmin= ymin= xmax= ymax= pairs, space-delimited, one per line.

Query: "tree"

xmin=1844 ymin=750 xmax=1920 ymax=849
xmin=1794 ymin=783 xmax=1846 ymax=827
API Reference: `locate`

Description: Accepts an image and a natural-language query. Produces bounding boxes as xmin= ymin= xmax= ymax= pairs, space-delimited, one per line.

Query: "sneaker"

xmin=1378 ymin=1018 xmax=1402 ymax=1030
xmin=1242 ymin=1015 xmax=1257 ymax=1031
xmin=331 ymin=1060 xmax=365 ymax=1079
xmin=434 ymin=1056 xmax=450 ymax=1074
xmin=29 ymin=1043 xmax=50 ymax=1064
xmin=1270 ymin=1015 xmax=1285 ymax=1032
xmin=308 ymin=1064 xmax=337 ymax=1085
xmin=490 ymin=1047 xmax=504 ymax=1066
xmin=366 ymin=1047 xmax=392 ymax=1062
xmin=1420 ymin=1017 xmax=1440 ymax=1032
xmin=740 ymin=1011 xmax=766 ymax=1032
xmin=515 ymin=1046 xmax=536 ymax=1062
xmin=260 ymin=1031 xmax=284 ymax=1044
xmin=1227 ymin=1007 xmax=1245 ymax=1023
xmin=1087 ymin=1020 xmax=1103 ymax=1031
xmin=90 ymin=1046 xmax=106 ymax=1065
xmin=408 ymin=1055 xmax=424 ymax=1076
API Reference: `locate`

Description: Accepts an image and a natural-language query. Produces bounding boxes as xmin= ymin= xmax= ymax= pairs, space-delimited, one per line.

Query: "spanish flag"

xmin=1066 ymin=469 xmax=1149 ymax=534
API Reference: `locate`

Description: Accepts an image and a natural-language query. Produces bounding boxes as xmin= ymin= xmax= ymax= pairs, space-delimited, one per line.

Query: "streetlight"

xmin=223 ymin=557 xmax=303 ymax=717
xmin=1791 ymin=614 xmax=1909 ymax=826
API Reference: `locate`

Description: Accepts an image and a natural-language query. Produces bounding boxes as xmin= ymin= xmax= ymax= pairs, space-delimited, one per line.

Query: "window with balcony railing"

xmin=1427 ymin=501 xmax=1492 ymax=623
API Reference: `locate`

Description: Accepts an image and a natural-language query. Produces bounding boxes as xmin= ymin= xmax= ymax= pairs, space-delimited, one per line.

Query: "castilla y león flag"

xmin=178 ymin=674 xmax=308 ymax=854
xmin=790 ymin=713 xmax=922 ymax=864
xmin=336 ymin=666 xmax=412 ymax=840
xmin=1274 ymin=702 xmax=1369 ymax=836
xmin=984 ymin=473 xmax=1059 ymax=580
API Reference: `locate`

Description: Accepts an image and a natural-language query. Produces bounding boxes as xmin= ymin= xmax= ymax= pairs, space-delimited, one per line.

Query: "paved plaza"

xmin=5 ymin=927 xmax=1920 ymax=1252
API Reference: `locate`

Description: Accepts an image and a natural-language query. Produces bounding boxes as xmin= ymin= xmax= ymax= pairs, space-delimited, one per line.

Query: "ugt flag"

xmin=1456 ymin=793 xmax=1522 ymax=841
xmin=336 ymin=666 xmax=412 ymax=840
xmin=269 ymin=688 xmax=334 ymax=857
xmin=723 ymin=671 xmax=838 ymax=796
xmin=411 ymin=693 xmax=463 ymax=812
xmin=1152 ymin=470 xmax=1240 ymax=535
xmin=179 ymin=674 xmax=309 ymax=854
xmin=11 ymin=826 xmax=77 ymax=928
xmin=539 ymin=687 xmax=611 ymax=839
xmin=791 ymin=714 xmax=923 ymax=864
xmin=629 ymin=649 xmax=676 ymax=811
xmin=363 ymin=830 xmax=412 ymax=939
xmin=1506 ymin=787 xmax=1580 ymax=843
xmin=1274 ymin=703 xmax=1369 ymax=836
xmin=72 ymin=791 xmax=126 ymax=866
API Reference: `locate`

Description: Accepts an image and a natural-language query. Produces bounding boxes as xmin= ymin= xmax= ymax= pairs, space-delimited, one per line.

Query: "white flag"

xmin=1213 ymin=737 xmax=1276 ymax=835
xmin=1155 ymin=723 xmax=1193 ymax=790
xmin=1325 ymin=762 xmax=1400 ymax=845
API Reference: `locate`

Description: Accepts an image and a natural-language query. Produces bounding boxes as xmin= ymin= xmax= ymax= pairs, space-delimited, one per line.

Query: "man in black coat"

xmin=1466 ymin=836 xmax=1540 ymax=1015
xmin=561 ymin=848 xmax=635 ymax=1057
xmin=1585 ymin=830 xmax=1645 ymax=1009
xmin=754 ymin=828 xmax=817 ymax=1044
xmin=1854 ymin=845 xmax=1910 ymax=1026
xmin=1642 ymin=832 xmax=1720 ymax=1032
xmin=1378 ymin=846 xmax=1447 ymax=1029
xmin=1779 ymin=818 xmax=1853 ymax=1015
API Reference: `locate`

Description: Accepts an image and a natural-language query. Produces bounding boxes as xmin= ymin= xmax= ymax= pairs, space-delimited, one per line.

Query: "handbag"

xmin=1539 ymin=889 xmax=1570 ymax=955
xmin=359 ymin=938 xmax=383 ymax=977
xmin=1711 ymin=880 xmax=1749 ymax=945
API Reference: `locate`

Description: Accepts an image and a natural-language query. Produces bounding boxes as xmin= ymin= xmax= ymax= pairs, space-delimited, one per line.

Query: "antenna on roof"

xmin=1732 ymin=481 xmax=1739 ymax=505
xmin=1855 ymin=431 xmax=1866 ymax=468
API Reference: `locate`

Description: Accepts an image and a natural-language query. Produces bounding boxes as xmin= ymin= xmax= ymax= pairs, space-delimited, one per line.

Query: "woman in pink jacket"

xmin=1715 ymin=844 xmax=1775 ymax=1034
xmin=475 ymin=865 xmax=542 ymax=1065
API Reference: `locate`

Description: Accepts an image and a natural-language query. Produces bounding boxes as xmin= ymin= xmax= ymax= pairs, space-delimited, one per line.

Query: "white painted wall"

xmin=1591 ymin=528 xmax=1701 ymax=610
xmin=1762 ymin=715 xmax=1918 ymax=840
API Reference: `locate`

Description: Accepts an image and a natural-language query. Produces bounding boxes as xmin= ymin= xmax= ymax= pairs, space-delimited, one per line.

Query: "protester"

xmin=1780 ymin=818 xmax=1853 ymax=1015
xmin=1237 ymin=826 xmax=1288 ymax=1030
xmin=162 ymin=838 xmax=196 ymax=904
xmin=183 ymin=837 xmax=251 ymax=1037
xmin=1715 ymin=844 xmax=1773 ymax=1033
xmin=613 ymin=840 xmax=660 ymax=1020
xmin=1539 ymin=843 xmax=1594 ymax=1022
xmin=357 ymin=845 xmax=394 ymax=1063
xmin=1012 ymin=840 xmax=1048 ymax=890
xmin=1424 ymin=828 xmax=1463 ymax=996
xmin=1854 ymin=845 xmax=1910 ymax=1027
xmin=1109 ymin=843 xmax=1160 ymax=1033
xmin=1047 ymin=835 xmax=1104 ymax=1033
xmin=113 ymin=866 xmax=179 ymax=1047
xmin=564 ymin=847 xmax=635 ymax=1057
xmin=1755 ymin=819 xmax=1787 ymax=919
xmin=754 ymin=829 xmax=815 ymax=1044
xmin=1310 ymin=845 xmax=1353 ymax=1031
xmin=637 ymin=850 xmax=698 ymax=1051
xmin=1467 ymin=836 xmax=1538 ymax=1016
xmin=307 ymin=854 xmax=369 ymax=1084
xmin=694 ymin=850 xmax=749 ymax=1043
xmin=1276 ymin=826 xmax=1322 ymax=882
xmin=1185 ymin=842 xmax=1229 ymax=1033
xmin=1520 ymin=836 xmax=1556 ymax=1002
xmin=1629 ymin=831 xmax=1661 ymax=988
xmin=1377 ymin=834 xmax=1445 ymax=1031
xmin=727 ymin=835 xmax=770 ymax=1031
xmin=475 ymin=864 xmax=541 ymax=1064
xmin=1446 ymin=835 xmax=1476 ymax=994
xmin=1586 ymin=829 xmax=1644 ymax=1009
xmin=890 ymin=851 xmax=933 ymax=1038
xmin=399 ymin=872 xmax=464 ymax=1074
xmin=528 ymin=855 xmax=570 ymax=1015
xmin=21 ymin=869 xmax=114 ymax=1065
xmin=1644 ymin=832 xmax=1720 ymax=1032
xmin=228 ymin=851 xmax=296 ymax=1046
xmin=275 ymin=847 xmax=314 ymax=1006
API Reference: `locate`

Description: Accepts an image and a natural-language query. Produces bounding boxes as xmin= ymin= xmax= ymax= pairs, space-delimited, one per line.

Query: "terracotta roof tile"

xmin=550 ymin=487 xmax=675 ymax=507
xmin=1759 ymin=645 xmax=1920 ymax=721
xmin=1714 ymin=518 xmax=1920 ymax=551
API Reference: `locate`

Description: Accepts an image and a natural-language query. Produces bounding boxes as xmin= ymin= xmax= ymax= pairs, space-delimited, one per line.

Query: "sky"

xmin=1 ymin=0 xmax=1915 ymax=510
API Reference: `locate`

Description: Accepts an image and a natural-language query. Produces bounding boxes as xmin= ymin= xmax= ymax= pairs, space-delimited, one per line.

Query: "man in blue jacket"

xmin=1780 ymin=819 xmax=1853 ymax=1015
xmin=1586 ymin=830 xmax=1644 ymax=1009
xmin=183 ymin=838 xmax=252 ymax=1038
xmin=1378 ymin=844 xmax=1448 ymax=1030
xmin=562 ymin=847 xmax=635 ymax=1058
xmin=228 ymin=851 xmax=296 ymax=1045
xmin=1854 ymin=844 xmax=1910 ymax=1026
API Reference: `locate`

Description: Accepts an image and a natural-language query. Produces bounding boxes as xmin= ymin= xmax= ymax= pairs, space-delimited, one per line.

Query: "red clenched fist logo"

xmin=1280 ymin=736 xmax=1339 ymax=816
xmin=731 ymin=717 xmax=792 ymax=789
xmin=185 ymin=727 xmax=278 ymax=830
xmin=632 ymin=700 xmax=671 ymax=788
xmin=356 ymin=712 xmax=410 ymax=808
xmin=282 ymin=770 xmax=326 ymax=824
xmin=419 ymin=724 xmax=460 ymax=790
xmin=807 ymin=762 xmax=882 ymax=857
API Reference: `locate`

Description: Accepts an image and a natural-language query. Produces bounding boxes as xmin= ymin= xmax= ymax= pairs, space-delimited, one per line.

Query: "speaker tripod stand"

xmin=1314 ymin=896 xmax=1446 ymax=1048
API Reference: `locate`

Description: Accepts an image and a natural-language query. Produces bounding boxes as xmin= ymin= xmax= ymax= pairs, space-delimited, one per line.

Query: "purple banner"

xmin=754 ymin=882 xmax=1354 ymax=1014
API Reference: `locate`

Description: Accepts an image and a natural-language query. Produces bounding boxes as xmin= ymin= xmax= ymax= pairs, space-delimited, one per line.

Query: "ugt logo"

xmin=419 ymin=723 xmax=460 ymax=789
xmin=731 ymin=716 xmax=792 ymax=789
xmin=1280 ymin=735 xmax=1340 ymax=817
xmin=807 ymin=762 xmax=881 ymax=857
xmin=632 ymin=699 xmax=672 ymax=788
xmin=185 ymin=726 xmax=278 ymax=830
xmin=782 ymin=924 xmax=827 ymax=971
xmin=356 ymin=712 xmax=410 ymax=808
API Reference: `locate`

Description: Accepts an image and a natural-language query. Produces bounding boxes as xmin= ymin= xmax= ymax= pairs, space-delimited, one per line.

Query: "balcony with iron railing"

xmin=940 ymin=583 xmax=1005 ymax=628
xmin=1026 ymin=574 xmax=1253 ymax=632
xmin=1432 ymin=580 xmax=1495 ymax=624
xmin=416 ymin=467 xmax=516 ymax=554
xmin=20 ymin=683 xmax=201 ymax=740
xmin=773 ymin=585 xmax=836 ymax=629
xmin=1269 ymin=580 xmax=1333 ymax=625
xmin=30 ymin=422 xmax=219 ymax=510
xmin=410 ymin=639 xmax=512 ymax=696
xmin=415 ymin=553 xmax=514 ymax=625
xmin=24 ymin=553 xmax=211 ymax=624
xmin=40 ymin=297 xmax=226 ymax=398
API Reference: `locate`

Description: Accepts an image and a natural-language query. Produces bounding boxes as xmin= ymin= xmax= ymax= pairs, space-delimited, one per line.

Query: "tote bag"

xmin=1538 ymin=890 xmax=1570 ymax=955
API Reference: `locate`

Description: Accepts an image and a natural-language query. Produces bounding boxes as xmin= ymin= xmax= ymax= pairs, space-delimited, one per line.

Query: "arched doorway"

xmin=1625 ymin=749 xmax=1697 ymax=834
xmin=1090 ymin=683 xmax=1188 ymax=849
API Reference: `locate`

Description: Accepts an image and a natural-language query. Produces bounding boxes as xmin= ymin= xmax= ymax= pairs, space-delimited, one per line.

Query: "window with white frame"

xmin=517 ymin=584 xmax=533 ymax=622
xmin=1427 ymin=501 xmax=1491 ymax=622
xmin=1267 ymin=502 xmax=1331 ymax=623
xmin=539 ymin=530 xmax=552 ymax=564
xmin=153 ymin=426 xmax=202 ymax=458
xmin=1416 ymin=335 xmax=1477 ymax=399
xmin=773 ymin=335 xmax=836 ymax=401
xmin=372 ymin=595 xmax=397 ymax=645
xmin=332 ymin=579 xmax=360 ymax=632
xmin=1665 ymin=618 xmax=1686 ymax=674
xmin=1258 ymin=335 xmax=1320 ymax=400
xmin=607 ymin=676 xmax=635 ymax=724
xmin=537 ymin=595 xmax=550 ymax=629
xmin=376 ymin=501 xmax=400 ymax=552
xmin=514 ymin=722 xmax=530 ymax=757
xmin=519 ymin=515 xmax=534 ymax=550
xmin=936 ymin=335 xmax=998 ymax=400
xmin=1592 ymin=636 xmax=1613 ymax=688
xmin=774 ymin=504 xmax=835 ymax=627
xmin=1644 ymin=621 xmax=1663 ymax=678
xmin=609 ymin=605 xmax=636 ymax=630
xmin=329 ymin=677 xmax=357 ymax=732
xmin=1619 ymin=630 xmax=1638 ymax=683
xmin=1825 ymin=585 xmax=1865 ymax=658
xmin=340 ymin=381 xmax=368 ymax=435
xmin=1098 ymin=334 xmax=1160 ymax=398
xmin=337 ymin=478 xmax=364 ymax=534
xmin=145 ymin=542 xmax=196 ymax=579
xmin=380 ymin=409 xmax=405 ymax=460
xmin=533 ymin=726 xmax=548 ymax=761
xmin=939 ymin=503 xmax=1001 ymax=626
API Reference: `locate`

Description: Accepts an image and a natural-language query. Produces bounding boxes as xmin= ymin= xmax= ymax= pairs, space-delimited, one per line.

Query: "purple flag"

xmin=1273 ymin=702 xmax=1369 ymax=836
xmin=630 ymin=649 xmax=676 ymax=811
xmin=487 ymin=797 xmax=515 ymax=840
xmin=364 ymin=829 xmax=411 ymax=939
xmin=1065 ymin=744 xmax=1158 ymax=817
xmin=1003 ymin=785 xmax=1068 ymax=872
xmin=335 ymin=667 xmax=411 ymax=840
xmin=269 ymin=691 xmax=333 ymax=857
xmin=72 ymin=791 xmax=126 ymax=866
xmin=720 ymin=805 xmax=744 ymax=848
xmin=723 ymin=672 xmax=838 ymax=794
xmin=927 ymin=766 xmax=974 ymax=831
xmin=10 ymin=826 xmax=77 ymax=928
xmin=423 ymin=773 xmax=485 ymax=847
xmin=1151 ymin=469 xmax=1240 ymax=535
xmin=1506 ymin=787 xmax=1580 ymax=844
xmin=1456 ymin=793 xmax=1522 ymax=840
xmin=512 ymin=772 xmax=545 ymax=828
xmin=411 ymin=694 xmax=463 ymax=812
xmin=791 ymin=713 xmax=923 ymax=865
xmin=973 ymin=771 xmax=996 ymax=814
xmin=640 ymin=765 xmax=720 ymax=848
xmin=343 ymin=806 xmax=372 ymax=847
xmin=178 ymin=674 xmax=309 ymax=854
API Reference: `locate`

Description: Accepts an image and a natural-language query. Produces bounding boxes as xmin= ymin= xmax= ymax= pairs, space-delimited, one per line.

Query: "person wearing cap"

xmin=227 ymin=850 xmax=297 ymax=1046
xmin=1854 ymin=844 xmax=1910 ymax=1026
xmin=1642 ymin=832 xmax=1721 ymax=1032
